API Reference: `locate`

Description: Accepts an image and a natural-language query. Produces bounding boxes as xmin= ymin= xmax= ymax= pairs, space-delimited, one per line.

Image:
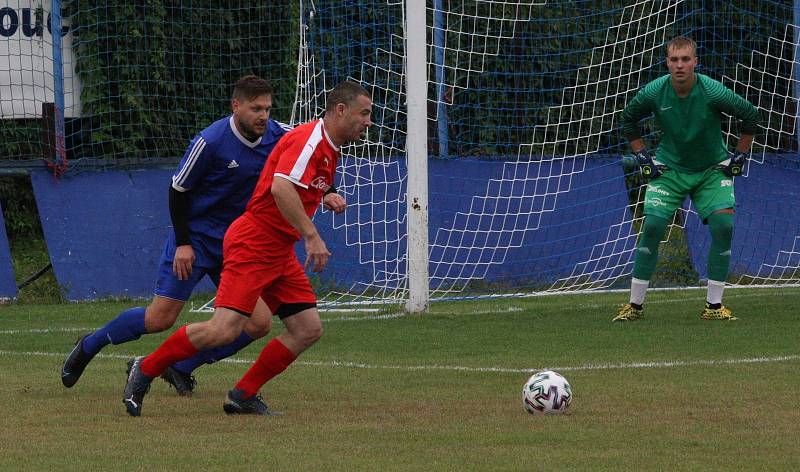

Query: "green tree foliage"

xmin=65 ymin=0 xmax=300 ymax=163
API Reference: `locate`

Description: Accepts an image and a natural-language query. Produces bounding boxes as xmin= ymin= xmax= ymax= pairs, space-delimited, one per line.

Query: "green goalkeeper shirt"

xmin=619 ymin=73 xmax=760 ymax=172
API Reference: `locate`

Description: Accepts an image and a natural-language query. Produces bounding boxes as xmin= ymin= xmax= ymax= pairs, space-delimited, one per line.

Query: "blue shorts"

xmin=153 ymin=257 xmax=221 ymax=302
xmin=163 ymin=232 xmax=223 ymax=269
xmin=154 ymin=233 xmax=223 ymax=301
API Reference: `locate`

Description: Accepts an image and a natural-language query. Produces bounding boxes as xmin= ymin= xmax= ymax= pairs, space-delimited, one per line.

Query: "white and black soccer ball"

xmin=522 ymin=370 xmax=572 ymax=415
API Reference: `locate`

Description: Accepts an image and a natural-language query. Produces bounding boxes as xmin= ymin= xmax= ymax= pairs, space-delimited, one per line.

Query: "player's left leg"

xmin=162 ymin=256 xmax=276 ymax=395
xmin=224 ymin=257 xmax=320 ymax=415
xmin=702 ymin=209 xmax=737 ymax=320
xmin=164 ymin=298 xmax=273 ymax=396
xmin=224 ymin=306 xmax=321 ymax=415
xmin=694 ymin=169 xmax=737 ymax=320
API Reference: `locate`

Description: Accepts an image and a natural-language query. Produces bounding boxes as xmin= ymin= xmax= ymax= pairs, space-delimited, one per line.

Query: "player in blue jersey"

xmin=61 ymin=75 xmax=291 ymax=395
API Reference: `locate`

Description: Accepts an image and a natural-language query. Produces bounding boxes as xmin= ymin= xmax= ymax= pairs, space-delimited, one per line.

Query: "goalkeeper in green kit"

xmin=614 ymin=36 xmax=761 ymax=322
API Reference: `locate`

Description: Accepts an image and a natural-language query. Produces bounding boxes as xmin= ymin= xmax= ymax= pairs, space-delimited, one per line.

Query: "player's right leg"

xmin=614 ymin=172 xmax=685 ymax=322
xmin=224 ymin=257 xmax=321 ymax=415
xmin=123 ymin=306 xmax=251 ymax=416
xmin=224 ymin=307 xmax=321 ymax=416
xmin=61 ymin=296 xmax=185 ymax=388
xmin=62 ymin=256 xmax=201 ymax=388
xmin=612 ymin=214 xmax=670 ymax=322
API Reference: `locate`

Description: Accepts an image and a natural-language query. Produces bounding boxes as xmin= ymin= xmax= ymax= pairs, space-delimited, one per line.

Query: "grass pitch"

xmin=1 ymin=287 xmax=798 ymax=471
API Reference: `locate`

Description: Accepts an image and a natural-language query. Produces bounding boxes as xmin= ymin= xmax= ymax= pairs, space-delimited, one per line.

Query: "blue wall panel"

xmin=31 ymin=170 xmax=215 ymax=301
xmin=33 ymin=158 xmax=794 ymax=301
xmin=0 ymin=201 xmax=18 ymax=300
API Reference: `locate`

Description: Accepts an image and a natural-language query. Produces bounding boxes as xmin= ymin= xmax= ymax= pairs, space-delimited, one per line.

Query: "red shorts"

xmin=215 ymin=216 xmax=316 ymax=316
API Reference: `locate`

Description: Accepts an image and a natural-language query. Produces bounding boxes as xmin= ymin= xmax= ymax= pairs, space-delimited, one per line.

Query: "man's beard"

xmin=238 ymin=119 xmax=260 ymax=141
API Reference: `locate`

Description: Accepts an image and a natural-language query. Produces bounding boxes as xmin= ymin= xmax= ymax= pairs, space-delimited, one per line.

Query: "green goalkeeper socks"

xmin=707 ymin=212 xmax=734 ymax=282
xmin=632 ymin=215 xmax=669 ymax=281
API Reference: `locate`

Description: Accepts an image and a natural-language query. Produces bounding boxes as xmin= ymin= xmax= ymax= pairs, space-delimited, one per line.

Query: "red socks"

xmin=139 ymin=330 xmax=296 ymax=398
xmin=235 ymin=338 xmax=296 ymax=398
xmin=140 ymin=326 xmax=199 ymax=377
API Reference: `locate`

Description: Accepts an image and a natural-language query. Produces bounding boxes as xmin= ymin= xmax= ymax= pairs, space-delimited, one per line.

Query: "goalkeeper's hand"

xmin=634 ymin=149 xmax=661 ymax=180
xmin=723 ymin=151 xmax=748 ymax=177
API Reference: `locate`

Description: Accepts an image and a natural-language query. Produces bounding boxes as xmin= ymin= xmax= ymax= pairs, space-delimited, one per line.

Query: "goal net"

xmin=295 ymin=0 xmax=800 ymax=307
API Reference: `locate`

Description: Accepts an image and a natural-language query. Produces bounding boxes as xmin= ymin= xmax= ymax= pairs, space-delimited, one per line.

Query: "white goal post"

xmin=404 ymin=0 xmax=431 ymax=313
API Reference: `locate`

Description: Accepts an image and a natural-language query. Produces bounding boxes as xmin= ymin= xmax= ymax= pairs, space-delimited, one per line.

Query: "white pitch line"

xmin=0 ymin=292 xmax=777 ymax=334
xmin=632 ymin=291 xmax=780 ymax=306
xmin=323 ymin=312 xmax=407 ymax=322
xmin=0 ymin=349 xmax=797 ymax=374
xmin=0 ymin=327 xmax=95 ymax=335
xmin=296 ymin=356 xmax=800 ymax=373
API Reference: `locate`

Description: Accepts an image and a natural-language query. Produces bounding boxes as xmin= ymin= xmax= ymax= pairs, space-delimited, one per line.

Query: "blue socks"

xmin=172 ymin=331 xmax=256 ymax=374
xmin=83 ymin=307 xmax=147 ymax=356
xmin=82 ymin=307 xmax=256 ymax=374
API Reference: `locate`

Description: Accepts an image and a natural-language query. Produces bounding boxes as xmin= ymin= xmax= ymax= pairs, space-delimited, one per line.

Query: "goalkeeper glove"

xmin=723 ymin=151 xmax=748 ymax=177
xmin=634 ymin=149 xmax=661 ymax=180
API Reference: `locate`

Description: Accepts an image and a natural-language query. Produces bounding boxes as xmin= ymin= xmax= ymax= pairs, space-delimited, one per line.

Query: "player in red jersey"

xmin=123 ymin=81 xmax=372 ymax=416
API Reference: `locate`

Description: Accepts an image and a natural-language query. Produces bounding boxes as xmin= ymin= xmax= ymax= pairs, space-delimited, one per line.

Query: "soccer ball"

xmin=522 ymin=370 xmax=572 ymax=415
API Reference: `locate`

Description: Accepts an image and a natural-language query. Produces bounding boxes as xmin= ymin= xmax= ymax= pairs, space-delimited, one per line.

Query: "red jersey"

xmin=243 ymin=119 xmax=339 ymax=242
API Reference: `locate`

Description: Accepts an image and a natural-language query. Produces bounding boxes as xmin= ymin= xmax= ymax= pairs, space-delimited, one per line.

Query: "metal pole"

xmin=434 ymin=0 xmax=449 ymax=159
xmin=404 ymin=0 xmax=429 ymax=312
xmin=51 ymin=0 xmax=66 ymax=171
xmin=795 ymin=1 xmax=800 ymax=152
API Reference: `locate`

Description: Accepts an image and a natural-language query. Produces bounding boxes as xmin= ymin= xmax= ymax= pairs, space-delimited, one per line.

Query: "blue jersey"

xmin=166 ymin=116 xmax=290 ymax=267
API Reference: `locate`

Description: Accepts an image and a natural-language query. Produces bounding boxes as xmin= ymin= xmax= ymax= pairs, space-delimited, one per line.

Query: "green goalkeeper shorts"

xmin=642 ymin=167 xmax=735 ymax=222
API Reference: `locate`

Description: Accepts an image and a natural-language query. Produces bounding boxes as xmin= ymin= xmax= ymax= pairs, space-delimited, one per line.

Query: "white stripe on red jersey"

xmin=288 ymin=120 xmax=324 ymax=184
